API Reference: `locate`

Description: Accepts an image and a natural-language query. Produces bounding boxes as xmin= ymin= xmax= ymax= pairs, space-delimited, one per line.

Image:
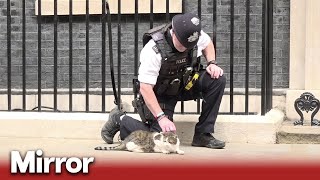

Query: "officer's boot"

xmin=101 ymin=107 xmax=125 ymax=144
xmin=192 ymin=133 xmax=225 ymax=149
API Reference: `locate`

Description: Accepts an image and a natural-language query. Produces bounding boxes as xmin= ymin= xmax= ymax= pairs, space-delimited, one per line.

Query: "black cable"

xmin=105 ymin=2 xmax=119 ymax=109
xmin=12 ymin=106 xmax=61 ymax=112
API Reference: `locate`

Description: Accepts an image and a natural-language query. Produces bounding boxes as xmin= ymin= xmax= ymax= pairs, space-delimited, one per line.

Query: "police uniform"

xmin=119 ymin=13 xmax=226 ymax=145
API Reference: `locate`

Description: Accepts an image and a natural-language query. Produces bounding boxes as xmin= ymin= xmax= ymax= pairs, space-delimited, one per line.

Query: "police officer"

xmin=101 ymin=13 xmax=226 ymax=149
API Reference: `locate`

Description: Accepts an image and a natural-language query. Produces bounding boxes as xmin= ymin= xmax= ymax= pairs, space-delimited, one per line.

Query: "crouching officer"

xmin=101 ymin=13 xmax=227 ymax=149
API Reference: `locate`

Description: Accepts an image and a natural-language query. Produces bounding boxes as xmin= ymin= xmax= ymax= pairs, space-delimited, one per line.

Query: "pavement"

xmin=1 ymin=136 xmax=320 ymax=166
xmin=1 ymin=111 xmax=319 ymax=179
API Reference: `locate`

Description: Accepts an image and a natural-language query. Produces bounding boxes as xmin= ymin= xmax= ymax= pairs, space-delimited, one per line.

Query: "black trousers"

xmin=120 ymin=72 xmax=226 ymax=140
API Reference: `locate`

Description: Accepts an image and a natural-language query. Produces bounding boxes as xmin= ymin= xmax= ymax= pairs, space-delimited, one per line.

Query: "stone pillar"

xmin=287 ymin=0 xmax=320 ymax=121
xmin=305 ymin=0 xmax=320 ymax=90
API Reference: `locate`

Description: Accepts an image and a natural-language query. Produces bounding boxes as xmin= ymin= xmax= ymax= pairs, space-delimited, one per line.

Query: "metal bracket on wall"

xmin=294 ymin=92 xmax=320 ymax=126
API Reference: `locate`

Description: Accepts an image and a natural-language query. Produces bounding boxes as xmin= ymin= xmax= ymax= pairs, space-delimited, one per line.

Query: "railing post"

xmin=7 ymin=0 xmax=12 ymax=111
xmin=37 ymin=0 xmax=42 ymax=112
xmin=102 ymin=0 xmax=106 ymax=112
xmin=69 ymin=0 xmax=74 ymax=112
xmin=266 ymin=0 xmax=273 ymax=112
xmin=261 ymin=0 xmax=273 ymax=115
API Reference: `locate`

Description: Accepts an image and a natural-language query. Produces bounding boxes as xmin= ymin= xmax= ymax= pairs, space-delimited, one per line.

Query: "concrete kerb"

xmin=0 ymin=109 xmax=285 ymax=144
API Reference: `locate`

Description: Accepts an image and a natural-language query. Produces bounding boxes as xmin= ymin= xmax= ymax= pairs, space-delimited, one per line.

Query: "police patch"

xmin=152 ymin=45 xmax=160 ymax=54
xmin=191 ymin=17 xmax=200 ymax=26
xmin=176 ymin=58 xmax=187 ymax=64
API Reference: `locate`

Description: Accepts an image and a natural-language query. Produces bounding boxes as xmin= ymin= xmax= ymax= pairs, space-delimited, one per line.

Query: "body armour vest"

xmin=143 ymin=24 xmax=197 ymax=96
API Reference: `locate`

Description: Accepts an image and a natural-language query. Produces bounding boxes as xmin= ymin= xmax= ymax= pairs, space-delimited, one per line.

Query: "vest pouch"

xmin=156 ymin=79 xmax=170 ymax=96
xmin=165 ymin=78 xmax=181 ymax=96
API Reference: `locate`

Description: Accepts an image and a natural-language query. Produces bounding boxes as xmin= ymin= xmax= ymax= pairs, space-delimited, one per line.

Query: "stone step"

xmin=0 ymin=109 xmax=285 ymax=144
xmin=276 ymin=121 xmax=320 ymax=144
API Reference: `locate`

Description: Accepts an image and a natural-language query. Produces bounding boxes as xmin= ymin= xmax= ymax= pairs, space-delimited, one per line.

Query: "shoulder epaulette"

xmin=152 ymin=45 xmax=160 ymax=54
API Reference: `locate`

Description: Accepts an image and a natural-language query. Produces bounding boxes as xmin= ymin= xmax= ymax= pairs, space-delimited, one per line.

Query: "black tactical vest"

xmin=143 ymin=24 xmax=197 ymax=96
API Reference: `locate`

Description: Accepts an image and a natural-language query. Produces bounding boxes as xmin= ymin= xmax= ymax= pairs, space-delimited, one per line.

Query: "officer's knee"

xmin=207 ymin=74 xmax=226 ymax=86
xmin=216 ymin=75 xmax=227 ymax=86
xmin=204 ymin=75 xmax=226 ymax=92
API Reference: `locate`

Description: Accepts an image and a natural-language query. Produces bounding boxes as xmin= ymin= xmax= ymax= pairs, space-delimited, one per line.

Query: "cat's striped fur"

xmin=95 ymin=130 xmax=184 ymax=155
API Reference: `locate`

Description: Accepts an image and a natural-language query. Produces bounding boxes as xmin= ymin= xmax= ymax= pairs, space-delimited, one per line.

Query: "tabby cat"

xmin=95 ymin=130 xmax=184 ymax=155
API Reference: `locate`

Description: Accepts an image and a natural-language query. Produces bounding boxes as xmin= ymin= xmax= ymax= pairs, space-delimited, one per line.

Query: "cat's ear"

xmin=154 ymin=134 xmax=162 ymax=141
xmin=168 ymin=137 xmax=178 ymax=144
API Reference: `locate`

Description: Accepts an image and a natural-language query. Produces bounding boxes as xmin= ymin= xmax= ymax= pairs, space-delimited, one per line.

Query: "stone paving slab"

xmin=1 ymin=137 xmax=320 ymax=166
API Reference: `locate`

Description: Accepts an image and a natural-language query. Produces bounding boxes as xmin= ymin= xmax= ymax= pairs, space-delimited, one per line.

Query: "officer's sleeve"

xmin=138 ymin=40 xmax=162 ymax=85
xmin=197 ymin=30 xmax=212 ymax=57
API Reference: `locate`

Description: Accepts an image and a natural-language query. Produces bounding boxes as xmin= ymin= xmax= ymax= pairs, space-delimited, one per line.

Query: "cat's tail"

xmin=94 ymin=143 xmax=126 ymax=151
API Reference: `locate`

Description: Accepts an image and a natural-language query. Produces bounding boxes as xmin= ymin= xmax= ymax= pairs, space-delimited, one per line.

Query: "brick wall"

xmin=0 ymin=0 xmax=290 ymax=90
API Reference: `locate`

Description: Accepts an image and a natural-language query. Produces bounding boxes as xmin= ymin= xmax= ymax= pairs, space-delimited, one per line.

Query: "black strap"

xmin=198 ymin=71 xmax=206 ymax=92
xmin=106 ymin=2 xmax=120 ymax=108
xmin=197 ymin=71 xmax=206 ymax=102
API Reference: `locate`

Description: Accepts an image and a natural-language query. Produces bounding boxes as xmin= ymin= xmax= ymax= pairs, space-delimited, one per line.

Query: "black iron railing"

xmin=1 ymin=0 xmax=274 ymax=115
